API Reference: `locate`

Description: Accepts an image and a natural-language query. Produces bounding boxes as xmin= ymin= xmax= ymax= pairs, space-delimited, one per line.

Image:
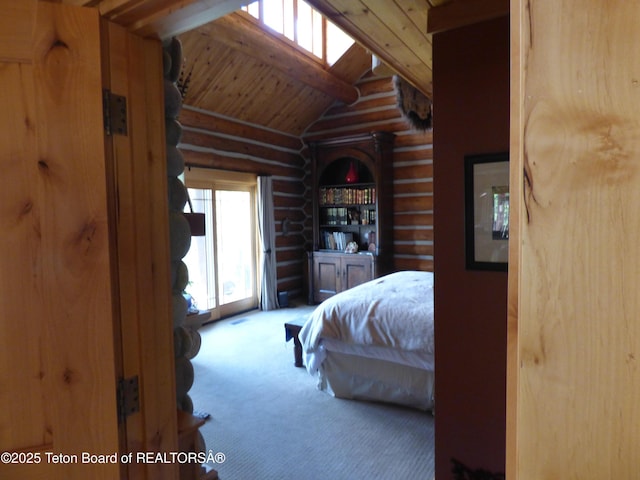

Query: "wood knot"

xmin=21 ymin=200 xmax=33 ymax=215
xmin=76 ymin=221 xmax=97 ymax=248
xmin=62 ymin=368 xmax=75 ymax=385
xmin=51 ymin=39 xmax=69 ymax=51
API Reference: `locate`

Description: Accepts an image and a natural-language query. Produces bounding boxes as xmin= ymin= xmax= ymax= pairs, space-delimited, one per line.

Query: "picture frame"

xmin=464 ymin=152 xmax=509 ymax=271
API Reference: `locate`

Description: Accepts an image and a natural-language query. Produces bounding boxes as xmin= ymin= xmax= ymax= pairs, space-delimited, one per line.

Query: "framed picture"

xmin=464 ymin=152 xmax=509 ymax=271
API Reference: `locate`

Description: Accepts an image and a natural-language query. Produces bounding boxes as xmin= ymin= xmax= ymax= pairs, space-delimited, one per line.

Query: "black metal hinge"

xmin=103 ymin=89 xmax=128 ymax=136
xmin=117 ymin=376 xmax=140 ymax=423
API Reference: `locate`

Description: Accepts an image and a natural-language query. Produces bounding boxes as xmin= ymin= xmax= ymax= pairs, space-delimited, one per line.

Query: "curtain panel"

xmin=257 ymin=176 xmax=279 ymax=310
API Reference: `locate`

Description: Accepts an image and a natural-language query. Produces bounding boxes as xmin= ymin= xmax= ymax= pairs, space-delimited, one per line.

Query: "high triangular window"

xmin=242 ymin=0 xmax=354 ymax=66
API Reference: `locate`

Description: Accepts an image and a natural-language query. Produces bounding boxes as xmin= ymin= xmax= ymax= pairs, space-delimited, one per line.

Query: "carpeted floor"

xmin=188 ymin=301 xmax=435 ymax=480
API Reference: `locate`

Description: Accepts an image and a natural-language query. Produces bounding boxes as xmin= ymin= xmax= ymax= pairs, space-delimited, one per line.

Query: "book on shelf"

xmin=319 ymin=186 xmax=376 ymax=206
xmin=361 ymin=208 xmax=376 ymax=225
xmin=321 ymin=207 xmax=348 ymax=225
xmin=321 ymin=231 xmax=353 ymax=251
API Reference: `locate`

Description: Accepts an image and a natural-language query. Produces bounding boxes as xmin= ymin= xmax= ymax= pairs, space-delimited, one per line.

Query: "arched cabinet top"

xmin=318 ymin=157 xmax=374 ymax=186
xmin=309 ymin=131 xmax=395 ymax=182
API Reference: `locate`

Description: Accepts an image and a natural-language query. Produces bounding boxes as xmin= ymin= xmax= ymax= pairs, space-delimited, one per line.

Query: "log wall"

xmin=304 ymin=73 xmax=434 ymax=272
xmin=178 ymin=72 xmax=434 ymax=302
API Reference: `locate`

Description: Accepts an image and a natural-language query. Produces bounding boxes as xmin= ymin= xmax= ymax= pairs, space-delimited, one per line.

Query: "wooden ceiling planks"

xmin=72 ymin=0 xmax=451 ymax=96
xmin=178 ymin=14 xmax=341 ymax=136
xmin=360 ymin=0 xmax=432 ymax=65
xmin=71 ymin=0 xmax=513 ymax=136
xmin=206 ymin=13 xmax=359 ymax=104
xmin=399 ymin=0 xmax=431 ymax=38
xmin=306 ymin=0 xmax=434 ymax=96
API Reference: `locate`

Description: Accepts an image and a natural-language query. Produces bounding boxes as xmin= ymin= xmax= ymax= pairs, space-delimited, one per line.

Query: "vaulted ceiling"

xmin=176 ymin=11 xmax=371 ymax=136
xmin=75 ymin=0 xmax=508 ymax=136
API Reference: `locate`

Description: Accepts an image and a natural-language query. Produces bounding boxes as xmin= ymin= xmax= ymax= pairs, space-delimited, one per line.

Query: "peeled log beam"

xmin=394 ymin=195 xmax=433 ymax=213
xmin=394 ymin=244 xmax=434 ymax=257
xmin=394 ymin=228 xmax=434 ymax=242
xmin=181 ymin=149 xmax=303 ymax=178
xmin=82 ymin=0 xmax=247 ymax=40
xmin=180 ymin=129 xmax=304 ymax=167
xmin=179 ymin=107 xmax=303 ymax=152
xmin=309 ymin=107 xmax=401 ymax=133
xmin=394 ymin=257 xmax=433 ymax=272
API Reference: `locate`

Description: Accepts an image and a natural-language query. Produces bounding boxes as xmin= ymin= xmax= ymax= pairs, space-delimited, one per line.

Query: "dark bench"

xmin=284 ymin=318 xmax=306 ymax=367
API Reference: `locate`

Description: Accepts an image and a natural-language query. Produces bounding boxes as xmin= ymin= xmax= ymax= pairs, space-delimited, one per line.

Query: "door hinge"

xmin=103 ymin=89 xmax=128 ymax=136
xmin=117 ymin=375 xmax=140 ymax=423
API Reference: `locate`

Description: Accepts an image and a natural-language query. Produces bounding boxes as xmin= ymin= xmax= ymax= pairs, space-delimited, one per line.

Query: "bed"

xmin=299 ymin=270 xmax=435 ymax=411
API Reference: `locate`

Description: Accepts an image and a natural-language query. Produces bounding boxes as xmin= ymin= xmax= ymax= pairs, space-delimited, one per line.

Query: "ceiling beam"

xmin=72 ymin=0 xmax=248 ymax=39
xmin=198 ymin=13 xmax=360 ymax=105
xmin=130 ymin=0 xmax=247 ymax=38
xmin=427 ymin=0 xmax=509 ymax=34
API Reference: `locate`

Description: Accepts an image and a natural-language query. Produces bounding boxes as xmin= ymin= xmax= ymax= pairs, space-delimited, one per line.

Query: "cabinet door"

xmin=313 ymin=256 xmax=340 ymax=302
xmin=342 ymin=256 xmax=374 ymax=291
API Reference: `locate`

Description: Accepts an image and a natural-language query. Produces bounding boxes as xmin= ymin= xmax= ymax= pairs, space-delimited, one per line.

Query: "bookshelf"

xmin=307 ymin=132 xmax=395 ymax=303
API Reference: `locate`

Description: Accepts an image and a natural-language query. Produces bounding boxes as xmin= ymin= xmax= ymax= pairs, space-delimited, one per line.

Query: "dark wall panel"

xmin=432 ymin=16 xmax=510 ymax=479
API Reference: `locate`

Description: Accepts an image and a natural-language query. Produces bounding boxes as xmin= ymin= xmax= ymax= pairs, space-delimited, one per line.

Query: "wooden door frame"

xmin=184 ymin=167 xmax=259 ymax=320
xmin=508 ymin=1 xmax=640 ymax=477
xmin=101 ymin=18 xmax=180 ymax=480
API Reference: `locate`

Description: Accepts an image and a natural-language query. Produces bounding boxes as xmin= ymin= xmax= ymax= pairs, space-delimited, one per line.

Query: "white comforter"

xmin=299 ymin=270 xmax=434 ymax=372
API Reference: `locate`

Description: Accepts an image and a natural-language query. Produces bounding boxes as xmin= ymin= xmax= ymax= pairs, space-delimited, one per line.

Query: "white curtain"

xmin=257 ymin=176 xmax=279 ymax=310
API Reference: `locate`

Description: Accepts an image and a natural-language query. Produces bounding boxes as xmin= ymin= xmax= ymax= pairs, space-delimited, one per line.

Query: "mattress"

xmin=300 ymin=270 xmax=434 ymax=370
xmin=299 ymin=270 xmax=435 ymax=409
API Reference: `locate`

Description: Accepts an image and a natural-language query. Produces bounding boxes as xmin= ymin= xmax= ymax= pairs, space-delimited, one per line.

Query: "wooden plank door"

xmin=101 ymin=18 xmax=179 ymax=480
xmin=0 ymin=1 xmax=121 ymax=479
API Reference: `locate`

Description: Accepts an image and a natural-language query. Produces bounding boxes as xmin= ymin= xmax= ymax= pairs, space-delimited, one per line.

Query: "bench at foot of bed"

xmin=284 ymin=319 xmax=306 ymax=367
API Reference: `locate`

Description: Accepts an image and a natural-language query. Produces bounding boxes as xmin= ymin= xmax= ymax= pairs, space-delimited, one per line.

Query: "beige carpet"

xmin=188 ymin=301 xmax=435 ymax=480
